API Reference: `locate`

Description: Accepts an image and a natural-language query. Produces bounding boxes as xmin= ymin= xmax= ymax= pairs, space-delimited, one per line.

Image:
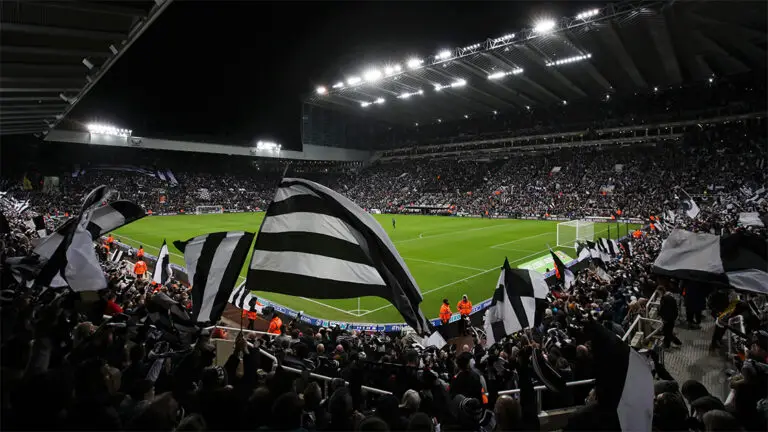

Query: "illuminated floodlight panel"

xmin=256 ymin=140 xmax=281 ymax=151
xmin=87 ymin=123 xmax=132 ymax=137
xmin=533 ymin=19 xmax=556 ymax=34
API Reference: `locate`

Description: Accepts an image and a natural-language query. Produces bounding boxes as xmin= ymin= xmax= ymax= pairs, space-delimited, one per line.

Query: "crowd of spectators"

xmin=2 ymin=149 xmax=767 ymax=432
xmin=8 ymin=115 xmax=763 ymax=225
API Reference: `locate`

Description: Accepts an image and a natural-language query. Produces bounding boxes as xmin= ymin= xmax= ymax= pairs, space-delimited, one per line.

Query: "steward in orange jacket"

xmin=133 ymin=260 xmax=147 ymax=278
xmin=268 ymin=315 xmax=283 ymax=335
xmin=137 ymin=246 xmax=144 ymax=259
xmin=439 ymin=299 xmax=452 ymax=324
xmin=457 ymin=295 xmax=473 ymax=316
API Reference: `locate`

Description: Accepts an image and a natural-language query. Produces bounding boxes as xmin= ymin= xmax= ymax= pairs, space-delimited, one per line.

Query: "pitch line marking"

xmin=115 ymin=235 xmax=185 ymax=259
xmin=489 ymin=231 xmax=553 ymax=249
xmin=357 ymin=247 xmax=553 ymax=317
xmin=402 ymin=257 xmax=484 ymax=271
xmin=394 ymin=223 xmax=511 ymax=244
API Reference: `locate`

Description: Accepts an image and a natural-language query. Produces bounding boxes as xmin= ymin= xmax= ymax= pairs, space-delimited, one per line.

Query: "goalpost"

xmin=195 ymin=205 xmax=224 ymax=215
xmin=556 ymin=220 xmax=595 ymax=247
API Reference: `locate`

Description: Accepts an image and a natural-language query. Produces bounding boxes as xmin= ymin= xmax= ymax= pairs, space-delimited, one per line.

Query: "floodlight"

xmin=394 ymin=64 xmax=402 ymax=72
xmin=493 ymin=110 xmax=498 ymax=115
xmin=347 ymin=76 xmax=362 ymax=85
xmin=546 ymin=53 xmax=591 ymax=67
xmin=256 ymin=141 xmax=281 ymax=152
xmin=533 ymin=19 xmax=556 ymax=34
xmin=653 ymin=86 xmax=658 ymax=92
xmin=332 ymin=82 xmax=344 ymax=89
xmin=436 ymin=50 xmax=452 ymax=60
xmin=374 ymin=97 xmax=385 ymax=104
xmin=434 ymin=84 xmax=443 ymax=91
xmin=414 ymin=122 xmax=419 ymax=126
xmin=493 ymin=34 xmax=515 ymax=43
xmin=464 ymin=114 xmax=469 ymax=119
xmin=708 ymin=77 xmax=714 ymax=83
xmin=363 ymin=69 xmax=382 ymax=82
xmin=451 ymin=79 xmax=467 ymax=87
xmin=316 ymin=86 xmax=327 ymax=95
xmin=399 ymin=93 xmax=412 ymax=99
xmin=576 ymin=8 xmax=600 ymax=20
xmin=525 ymin=105 xmax=531 ymax=110
xmin=384 ymin=66 xmax=394 ymax=75
xmin=361 ymin=102 xmax=371 ymax=108
xmin=87 ymin=123 xmax=132 ymax=137
xmin=437 ymin=118 xmax=442 ymax=123
xmin=417 ymin=89 xmax=424 ymax=95
xmin=488 ymin=71 xmax=506 ymax=80
xmin=407 ymin=58 xmax=423 ymax=69
xmin=562 ymin=100 xmax=568 ymax=105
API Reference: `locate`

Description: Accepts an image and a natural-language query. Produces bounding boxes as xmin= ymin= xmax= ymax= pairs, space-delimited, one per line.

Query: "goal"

xmin=195 ymin=205 xmax=224 ymax=215
xmin=556 ymin=220 xmax=595 ymax=247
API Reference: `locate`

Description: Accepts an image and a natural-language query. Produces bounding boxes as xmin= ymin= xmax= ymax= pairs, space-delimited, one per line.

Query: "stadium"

xmin=1 ymin=1 xmax=767 ymax=431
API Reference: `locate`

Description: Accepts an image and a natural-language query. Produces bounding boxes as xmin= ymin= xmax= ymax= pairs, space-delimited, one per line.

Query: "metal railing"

xmin=498 ymin=379 xmax=596 ymax=413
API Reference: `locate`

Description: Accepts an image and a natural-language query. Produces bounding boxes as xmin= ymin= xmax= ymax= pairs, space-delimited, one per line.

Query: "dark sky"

xmin=68 ymin=1 xmax=585 ymax=150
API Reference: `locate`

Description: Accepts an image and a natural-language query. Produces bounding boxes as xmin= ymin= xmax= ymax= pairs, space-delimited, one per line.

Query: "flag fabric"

xmin=483 ymin=258 xmax=549 ymax=345
xmin=652 ymin=229 xmax=768 ymax=295
xmin=679 ymin=189 xmax=700 ymax=219
xmin=30 ymin=193 xmax=146 ymax=290
xmin=585 ymin=320 xmax=654 ymax=432
xmin=549 ymin=249 xmax=574 ymax=289
xmin=599 ymin=238 xmax=618 ymax=256
xmin=152 ymin=240 xmax=173 ymax=285
xmin=32 ymin=215 xmax=48 ymax=237
xmin=229 ymin=283 xmax=264 ymax=315
xmin=738 ymin=212 xmax=766 ymax=228
xmin=174 ymin=231 xmax=255 ymax=324
xmin=619 ymin=239 xmax=633 ymax=258
xmin=575 ymin=241 xmax=591 ymax=261
xmin=245 ymin=178 xmax=431 ymax=334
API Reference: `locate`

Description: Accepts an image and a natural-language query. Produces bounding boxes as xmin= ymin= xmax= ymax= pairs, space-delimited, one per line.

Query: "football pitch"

xmin=114 ymin=213 xmax=635 ymax=324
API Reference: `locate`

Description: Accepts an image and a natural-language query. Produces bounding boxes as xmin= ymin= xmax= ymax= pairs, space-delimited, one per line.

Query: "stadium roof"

xmin=305 ymin=1 xmax=767 ymax=126
xmin=0 ymin=0 xmax=170 ymax=136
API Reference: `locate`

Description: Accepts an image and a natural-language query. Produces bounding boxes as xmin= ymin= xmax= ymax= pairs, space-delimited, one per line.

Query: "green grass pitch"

xmin=114 ymin=213 xmax=636 ymax=324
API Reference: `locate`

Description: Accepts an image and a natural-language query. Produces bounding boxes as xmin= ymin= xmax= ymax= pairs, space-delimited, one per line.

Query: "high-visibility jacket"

xmin=439 ymin=304 xmax=452 ymax=323
xmin=211 ymin=328 xmax=227 ymax=339
xmin=133 ymin=260 xmax=147 ymax=275
xmin=242 ymin=309 xmax=258 ymax=320
xmin=457 ymin=299 xmax=472 ymax=316
xmin=268 ymin=316 xmax=282 ymax=335
xmin=137 ymin=248 xmax=144 ymax=258
xmin=107 ymin=235 xmax=114 ymax=245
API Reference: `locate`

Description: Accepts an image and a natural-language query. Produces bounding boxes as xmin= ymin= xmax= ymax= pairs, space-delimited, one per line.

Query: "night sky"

xmin=67 ymin=1 xmax=587 ymax=150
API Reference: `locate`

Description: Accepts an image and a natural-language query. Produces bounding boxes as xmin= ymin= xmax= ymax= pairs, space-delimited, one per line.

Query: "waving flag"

xmin=245 ymin=178 xmax=431 ymax=334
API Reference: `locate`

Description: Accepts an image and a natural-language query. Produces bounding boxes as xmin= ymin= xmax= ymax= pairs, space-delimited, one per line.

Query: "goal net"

xmin=195 ymin=205 xmax=224 ymax=215
xmin=556 ymin=220 xmax=595 ymax=247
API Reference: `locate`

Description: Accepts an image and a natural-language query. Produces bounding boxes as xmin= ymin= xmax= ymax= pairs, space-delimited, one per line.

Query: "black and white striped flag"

xmin=174 ymin=231 xmax=255 ymax=324
xmin=653 ymin=229 xmax=768 ymax=295
xmin=152 ymin=240 xmax=172 ymax=285
xmin=20 ymin=186 xmax=145 ymax=291
xmin=484 ymin=258 xmax=549 ymax=345
xmin=599 ymin=238 xmax=618 ymax=256
xmin=583 ymin=320 xmax=654 ymax=431
xmin=245 ymin=178 xmax=431 ymax=334
xmin=549 ymin=248 xmax=574 ymax=289
xmin=229 ymin=283 xmax=264 ymax=314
